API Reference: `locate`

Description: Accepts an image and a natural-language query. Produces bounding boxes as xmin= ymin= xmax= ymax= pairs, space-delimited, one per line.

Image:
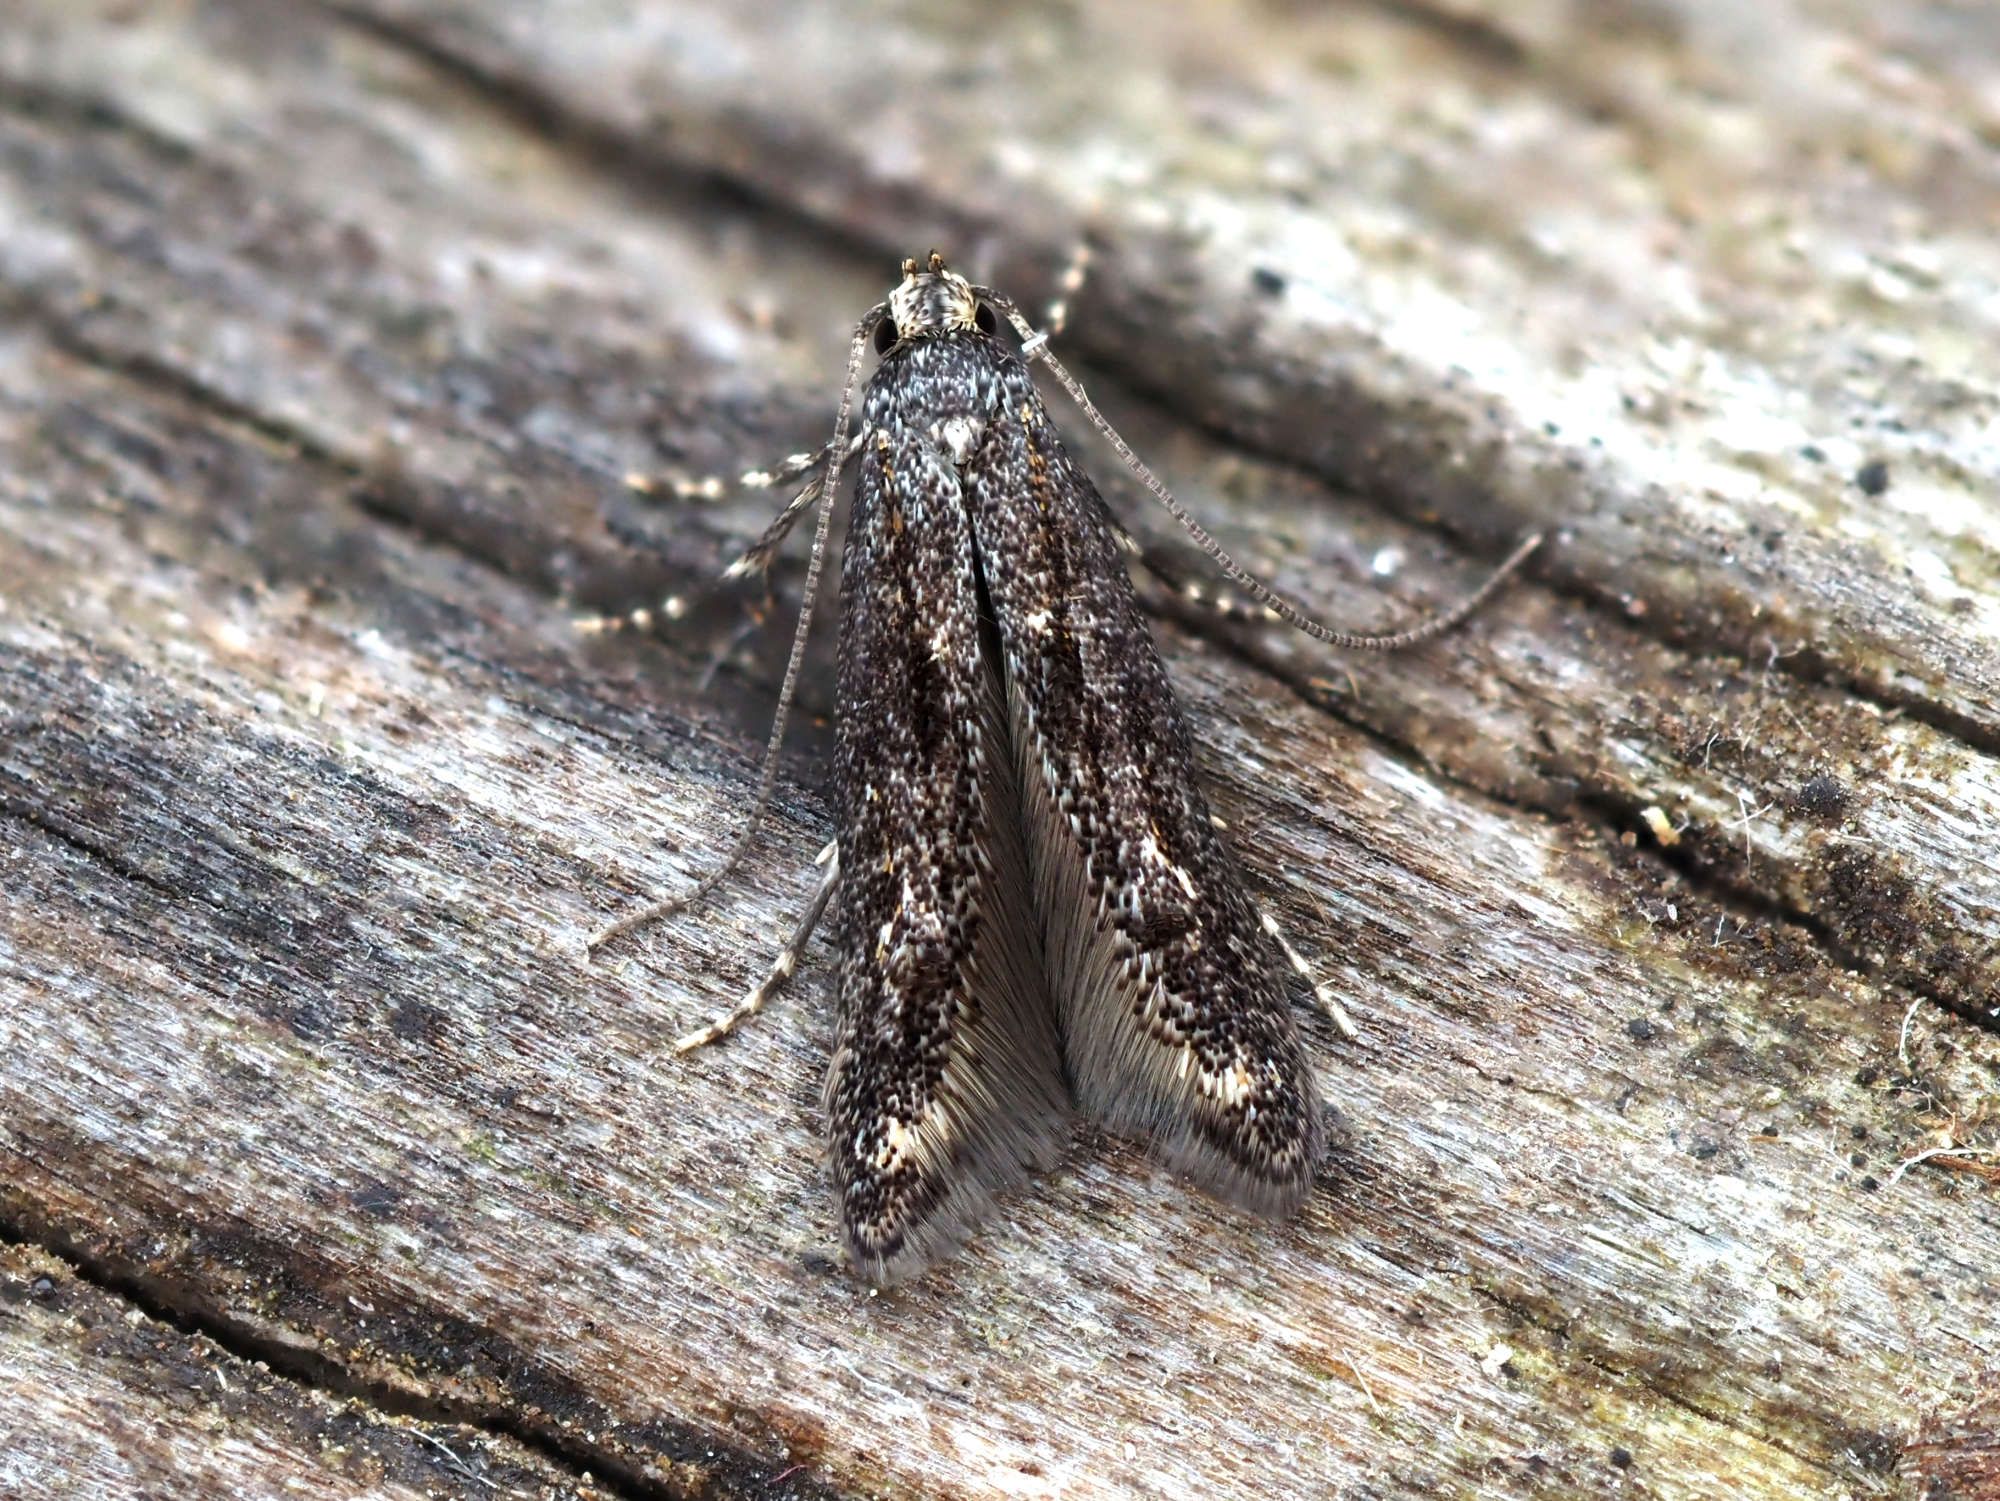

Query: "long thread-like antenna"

xmin=982 ymin=290 xmax=1541 ymax=650
xmin=588 ymin=304 xmax=886 ymax=954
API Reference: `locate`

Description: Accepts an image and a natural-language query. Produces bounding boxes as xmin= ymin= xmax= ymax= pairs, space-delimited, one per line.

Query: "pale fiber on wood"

xmin=0 ymin=2 xmax=1994 ymax=1499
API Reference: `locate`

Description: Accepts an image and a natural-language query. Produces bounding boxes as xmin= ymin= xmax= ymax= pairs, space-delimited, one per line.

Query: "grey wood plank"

xmin=0 ymin=1243 xmax=603 ymax=1501
xmin=0 ymin=3 xmax=1993 ymax=1498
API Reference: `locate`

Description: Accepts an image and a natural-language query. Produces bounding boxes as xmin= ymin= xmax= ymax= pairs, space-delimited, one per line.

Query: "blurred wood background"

xmin=2 ymin=2 xmax=1996 ymax=1497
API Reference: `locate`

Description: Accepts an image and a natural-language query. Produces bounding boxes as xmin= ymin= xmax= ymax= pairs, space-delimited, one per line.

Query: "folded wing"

xmin=825 ymin=423 xmax=1071 ymax=1285
xmin=964 ymin=363 xmax=1325 ymax=1215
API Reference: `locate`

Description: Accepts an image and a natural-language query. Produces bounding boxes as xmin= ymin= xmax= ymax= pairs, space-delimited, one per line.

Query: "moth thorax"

xmin=889 ymin=268 xmax=980 ymax=338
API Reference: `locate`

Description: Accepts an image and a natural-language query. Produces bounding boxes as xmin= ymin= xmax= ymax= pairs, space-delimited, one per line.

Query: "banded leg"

xmin=672 ymin=840 xmax=840 ymax=1053
xmin=586 ymin=299 xmax=881 ymax=958
xmin=723 ymin=469 xmax=827 ymax=580
xmin=1013 ymin=241 xmax=1093 ymax=362
xmin=576 ymin=436 xmax=856 ymax=636
xmin=1126 ymin=531 xmax=1283 ymax=628
xmin=1259 ymin=905 xmax=1359 ymax=1041
xmin=624 ymin=442 xmax=831 ymax=503
xmin=720 ymin=432 xmax=869 ymax=578
xmin=1042 ymin=241 xmax=1093 ymax=339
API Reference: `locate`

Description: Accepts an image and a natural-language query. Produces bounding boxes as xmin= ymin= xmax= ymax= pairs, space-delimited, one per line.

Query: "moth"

xmin=593 ymin=253 xmax=1536 ymax=1285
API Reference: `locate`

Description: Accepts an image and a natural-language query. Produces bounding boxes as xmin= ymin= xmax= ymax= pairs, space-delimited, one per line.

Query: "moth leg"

xmin=573 ymin=593 xmax=696 ymax=637
xmin=575 ymin=435 xmax=863 ymax=636
xmin=694 ymin=614 xmax=768 ymax=695
xmin=623 ymin=441 xmax=830 ymax=506
xmin=721 ymin=468 xmax=828 ymax=581
xmin=1258 ymin=903 xmax=1359 ymax=1041
xmin=1122 ymin=529 xmax=1281 ymax=628
xmin=719 ymin=431 xmax=873 ymax=582
xmin=1004 ymin=242 xmax=1094 ymax=364
xmin=672 ymin=840 xmax=839 ymax=1054
xmin=589 ymin=304 xmax=879 ymax=957
xmin=1040 ymin=241 xmax=1093 ymax=341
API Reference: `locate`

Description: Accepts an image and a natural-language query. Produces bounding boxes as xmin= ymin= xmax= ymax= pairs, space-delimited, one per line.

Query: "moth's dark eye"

xmin=873 ymin=317 xmax=899 ymax=354
xmin=974 ymin=302 xmax=998 ymax=335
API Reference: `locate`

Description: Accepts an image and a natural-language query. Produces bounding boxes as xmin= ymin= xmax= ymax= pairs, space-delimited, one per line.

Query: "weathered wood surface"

xmin=0 ymin=2 xmax=1994 ymax=1498
xmin=0 ymin=1242 xmax=600 ymax=1499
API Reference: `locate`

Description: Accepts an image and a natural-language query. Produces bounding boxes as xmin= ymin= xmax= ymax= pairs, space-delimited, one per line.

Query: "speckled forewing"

xmin=961 ymin=336 xmax=1325 ymax=1215
xmin=825 ymin=409 xmax=1069 ymax=1285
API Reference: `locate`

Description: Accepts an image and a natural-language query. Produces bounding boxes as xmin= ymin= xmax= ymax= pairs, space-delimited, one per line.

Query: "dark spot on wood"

xmin=1678 ymin=1033 xmax=1765 ymax=1086
xmin=1821 ymin=848 xmax=1924 ymax=957
xmin=287 ymin=1001 xmax=334 ymax=1040
xmin=1908 ymin=1384 xmax=2000 ymax=1497
xmin=1842 ymin=1426 xmax=1901 ymax=1474
xmin=1789 ymin=773 xmax=1850 ymax=819
xmin=349 ymin=1180 xmax=403 ymax=1217
xmin=389 ymin=996 xmax=449 ymax=1044
xmin=3 ymin=1273 xmax=46 ymax=1306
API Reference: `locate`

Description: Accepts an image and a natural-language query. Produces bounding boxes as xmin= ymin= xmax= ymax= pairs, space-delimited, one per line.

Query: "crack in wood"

xmin=0 ymin=1204 xmax=839 ymax=1501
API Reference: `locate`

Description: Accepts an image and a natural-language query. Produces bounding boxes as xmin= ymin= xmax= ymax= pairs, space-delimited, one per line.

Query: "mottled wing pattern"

xmin=824 ymin=407 xmax=1070 ymax=1285
xmin=960 ymin=335 xmax=1325 ymax=1215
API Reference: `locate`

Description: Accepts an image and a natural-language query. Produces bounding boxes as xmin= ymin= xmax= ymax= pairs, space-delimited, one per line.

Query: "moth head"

xmin=879 ymin=251 xmax=999 ymax=351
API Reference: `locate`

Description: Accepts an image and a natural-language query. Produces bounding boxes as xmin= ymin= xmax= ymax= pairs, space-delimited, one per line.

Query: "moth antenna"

xmin=587 ymin=304 xmax=887 ymax=954
xmin=982 ymin=289 xmax=1541 ymax=651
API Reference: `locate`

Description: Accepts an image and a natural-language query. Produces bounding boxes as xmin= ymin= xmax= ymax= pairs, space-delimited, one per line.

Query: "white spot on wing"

xmin=933 ymin=415 xmax=985 ymax=467
xmin=874 ymin=1118 xmax=918 ymax=1170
